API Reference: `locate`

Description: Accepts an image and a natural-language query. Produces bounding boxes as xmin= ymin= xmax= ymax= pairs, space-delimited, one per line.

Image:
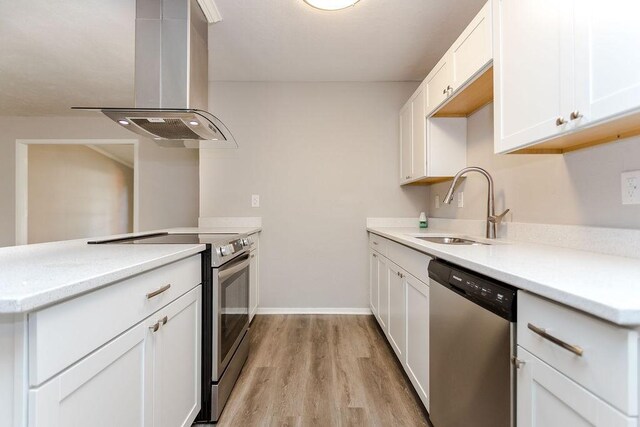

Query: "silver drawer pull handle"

xmin=527 ymin=323 xmax=584 ymax=356
xmin=570 ymin=110 xmax=583 ymax=120
xmin=161 ymin=316 xmax=168 ymax=325
xmin=372 ymin=253 xmax=377 ymax=258
xmin=149 ymin=322 xmax=160 ymax=332
xmin=372 ymin=241 xmax=378 ymax=245
xmin=556 ymin=116 xmax=567 ymax=126
xmin=511 ymin=356 xmax=526 ymax=369
xmin=146 ymin=284 xmax=171 ymax=299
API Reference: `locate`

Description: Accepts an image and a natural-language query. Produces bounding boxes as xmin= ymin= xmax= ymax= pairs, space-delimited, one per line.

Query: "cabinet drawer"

xmin=369 ymin=233 xmax=387 ymax=256
xmin=518 ymin=291 xmax=638 ymax=415
xmin=28 ymin=255 xmax=201 ymax=386
xmin=386 ymin=239 xmax=431 ymax=284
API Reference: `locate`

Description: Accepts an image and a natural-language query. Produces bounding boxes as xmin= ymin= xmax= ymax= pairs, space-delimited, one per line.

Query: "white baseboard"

xmin=256 ymin=307 xmax=372 ymax=315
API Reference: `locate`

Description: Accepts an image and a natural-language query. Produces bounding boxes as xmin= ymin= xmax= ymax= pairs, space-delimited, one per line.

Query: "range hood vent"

xmin=73 ymin=0 xmax=236 ymax=148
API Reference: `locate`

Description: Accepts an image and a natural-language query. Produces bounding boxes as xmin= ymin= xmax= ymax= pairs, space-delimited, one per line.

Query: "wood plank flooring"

xmin=217 ymin=315 xmax=431 ymax=427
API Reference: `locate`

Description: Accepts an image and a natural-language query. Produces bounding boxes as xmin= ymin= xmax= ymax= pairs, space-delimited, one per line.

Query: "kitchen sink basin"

xmin=414 ymin=236 xmax=488 ymax=246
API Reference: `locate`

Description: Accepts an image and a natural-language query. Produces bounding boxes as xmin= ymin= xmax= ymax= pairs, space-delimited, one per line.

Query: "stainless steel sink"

xmin=414 ymin=236 xmax=488 ymax=246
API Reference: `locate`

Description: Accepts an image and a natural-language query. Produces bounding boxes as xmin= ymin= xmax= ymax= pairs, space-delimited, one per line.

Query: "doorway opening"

xmin=15 ymin=139 xmax=139 ymax=245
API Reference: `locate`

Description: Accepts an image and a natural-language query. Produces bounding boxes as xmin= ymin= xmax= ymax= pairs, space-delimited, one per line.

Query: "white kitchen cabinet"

xmin=368 ymin=233 xmax=431 ymax=412
xmin=425 ymin=54 xmax=453 ymax=115
xmin=493 ymin=0 xmax=574 ymax=153
xmin=574 ymin=0 xmax=640 ymax=125
xmin=411 ymin=88 xmax=427 ymax=179
xmin=516 ymin=347 xmax=635 ymax=427
xmin=399 ymin=84 xmax=466 ymax=185
xmin=387 ymin=262 xmax=406 ymax=359
xmin=377 ymin=254 xmax=389 ymax=331
xmin=494 ymin=0 xmax=640 ymax=154
xmin=450 ymin=0 xmax=492 ymax=91
xmin=29 ymin=287 xmax=201 ymax=427
xmin=249 ymin=232 xmax=260 ymax=322
xmin=369 ymin=250 xmax=379 ymax=316
xmin=517 ymin=291 xmax=639 ymax=425
xmin=400 ymin=86 xmax=427 ymax=184
xmin=400 ymin=101 xmax=413 ymax=183
xmin=152 ymin=287 xmax=201 ymax=427
xmin=405 ymin=273 xmax=430 ymax=411
xmin=28 ymin=316 xmax=152 ymax=427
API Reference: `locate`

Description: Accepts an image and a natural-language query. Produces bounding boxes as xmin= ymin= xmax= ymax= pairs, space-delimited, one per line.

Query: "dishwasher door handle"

xmin=527 ymin=323 xmax=584 ymax=356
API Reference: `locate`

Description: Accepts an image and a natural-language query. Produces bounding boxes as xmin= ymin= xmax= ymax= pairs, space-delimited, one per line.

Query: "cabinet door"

xmin=153 ymin=287 xmax=201 ymax=427
xmin=517 ymin=347 xmax=634 ymax=427
xmin=369 ymin=250 xmax=379 ymax=315
xmin=405 ymin=274 xmax=429 ymax=411
xmin=249 ymin=250 xmax=259 ymax=321
xmin=28 ymin=318 xmax=153 ymax=427
xmin=426 ymin=54 xmax=453 ymax=115
xmin=399 ymin=102 xmax=413 ymax=182
xmin=494 ymin=0 xmax=574 ymax=153
xmin=574 ymin=0 xmax=640 ymax=125
xmin=377 ymin=256 xmax=389 ymax=331
xmin=387 ymin=263 xmax=406 ymax=359
xmin=411 ymin=87 xmax=427 ymax=179
xmin=451 ymin=0 xmax=492 ymax=90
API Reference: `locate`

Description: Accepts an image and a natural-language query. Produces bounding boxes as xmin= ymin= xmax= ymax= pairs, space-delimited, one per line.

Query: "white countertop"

xmin=368 ymin=227 xmax=640 ymax=326
xmin=0 ymin=227 xmax=262 ymax=314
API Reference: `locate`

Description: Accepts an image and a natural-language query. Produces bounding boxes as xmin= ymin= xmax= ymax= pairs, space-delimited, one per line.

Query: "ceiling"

xmin=0 ymin=0 xmax=486 ymax=116
xmin=209 ymin=0 xmax=487 ymax=82
xmin=0 ymin=0 xmax=135 ymax=116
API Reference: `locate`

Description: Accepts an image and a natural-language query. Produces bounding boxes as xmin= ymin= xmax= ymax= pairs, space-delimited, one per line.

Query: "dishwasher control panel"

xmin=429 ymin=259 xmax=517 ymax=321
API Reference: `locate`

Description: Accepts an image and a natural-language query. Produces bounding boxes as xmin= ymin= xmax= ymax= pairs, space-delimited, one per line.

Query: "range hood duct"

xmin=73 ymin=0 xmax=236 ymax=148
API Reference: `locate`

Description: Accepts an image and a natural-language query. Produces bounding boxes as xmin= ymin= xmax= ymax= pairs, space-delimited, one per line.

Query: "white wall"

xmin=28 ymin=144 xmax=134 ymax=244
xmin=201 ymin=82 xmax=430 ymax=310
xmin=430 ymin=104 xmax=640 ymax=229
xmin=0 ymin=116 xmax=200 ymax=247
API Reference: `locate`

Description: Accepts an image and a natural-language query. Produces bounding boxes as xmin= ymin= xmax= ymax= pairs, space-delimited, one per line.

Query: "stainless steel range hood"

xmin=73 ymin=0 xmax=236 ymax=148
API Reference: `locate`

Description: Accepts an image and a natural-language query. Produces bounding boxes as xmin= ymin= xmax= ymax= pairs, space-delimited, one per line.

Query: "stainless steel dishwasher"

xmin=428 ymin=259 xmax=517 ymax=427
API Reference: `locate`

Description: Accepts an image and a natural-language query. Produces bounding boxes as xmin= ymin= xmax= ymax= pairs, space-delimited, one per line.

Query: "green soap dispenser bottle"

xmin=419 ymin=212 xmax=428 ymax=229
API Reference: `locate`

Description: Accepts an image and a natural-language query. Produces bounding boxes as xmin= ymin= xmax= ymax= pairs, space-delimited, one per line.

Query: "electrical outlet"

xmin=621 ymin=171 xmax=640 ymax=205
xmin=457 ymin=192 xmax=464 ymax=208
xmin=251 ymin=194 xmax=260 ymax=208
xmin=435 ymin=195 xmax=440 ymax=209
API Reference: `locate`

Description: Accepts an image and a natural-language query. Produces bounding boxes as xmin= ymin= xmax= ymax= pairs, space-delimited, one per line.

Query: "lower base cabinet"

xmin=388 ymin=262 xmax=406 ymax=360
xmin=369 ymin=233 xmax=431 ymax=411
xmin=28 ymin=287 xmax=202 ymax=427
xmin=405 ymin=274 xmax=430 ymax=411
xmin=516 ymin=346 xmax=635 ymax=427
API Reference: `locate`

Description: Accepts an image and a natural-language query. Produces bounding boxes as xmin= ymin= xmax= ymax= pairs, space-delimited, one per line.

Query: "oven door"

xmin=213 ymin=253 xmax=250 ymax=380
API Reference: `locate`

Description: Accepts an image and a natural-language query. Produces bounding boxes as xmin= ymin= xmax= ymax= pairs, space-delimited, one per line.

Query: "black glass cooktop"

xmin=88 ymin=232 xmax=238 ymax=245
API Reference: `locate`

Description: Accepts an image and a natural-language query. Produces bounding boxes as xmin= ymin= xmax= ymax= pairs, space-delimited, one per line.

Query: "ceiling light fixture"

xmin=189 ymin=120 xmax=199 ymax=126
xmin=118 ymin=120 xmax=130 ymax=125
xmin=303 ymin=0 xmax=360 ymax=11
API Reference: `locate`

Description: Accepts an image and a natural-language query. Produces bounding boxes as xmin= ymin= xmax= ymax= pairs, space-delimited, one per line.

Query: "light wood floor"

xmin=217 ymin=315 xmax=431 ymax=427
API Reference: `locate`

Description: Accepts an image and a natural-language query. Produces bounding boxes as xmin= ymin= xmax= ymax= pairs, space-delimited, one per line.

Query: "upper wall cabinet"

xmin=400 ymin=84 xmax=466 ymax=185
xmin=494 ymin=0 xmax=640 ymax=154
xmin=399 ymin=1 xmax=490 ymax=185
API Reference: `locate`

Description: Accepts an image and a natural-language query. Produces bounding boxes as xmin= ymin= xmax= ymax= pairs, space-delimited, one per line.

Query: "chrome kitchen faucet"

xmin=443 ymin=167 xmax=509 ymax=239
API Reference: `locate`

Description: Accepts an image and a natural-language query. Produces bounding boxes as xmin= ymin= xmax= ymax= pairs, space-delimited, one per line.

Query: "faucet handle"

xmin=489 ymin=209 xmax=510 ymax=224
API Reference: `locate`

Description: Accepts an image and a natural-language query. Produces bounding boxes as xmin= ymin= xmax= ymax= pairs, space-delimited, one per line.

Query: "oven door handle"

xmin=218 ymin=255 xmax=250 ymax=281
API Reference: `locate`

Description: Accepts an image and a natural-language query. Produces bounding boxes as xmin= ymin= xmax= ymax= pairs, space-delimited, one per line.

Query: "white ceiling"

xmin=0 ymin=0 xmax=486 ymax=116
xmin=0 ymin=0 xmax=135 ymax=116
xmin=209 ymin=0 xmax=487 ymax=82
